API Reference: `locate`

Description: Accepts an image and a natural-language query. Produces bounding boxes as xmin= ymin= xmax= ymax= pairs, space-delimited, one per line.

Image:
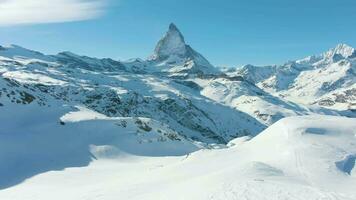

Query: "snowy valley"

xmin=0 ymin=24 xmax=355 ymax=200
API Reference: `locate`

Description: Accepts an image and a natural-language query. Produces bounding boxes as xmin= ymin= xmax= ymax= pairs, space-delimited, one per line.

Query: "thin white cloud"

xmin=0 ymin=0 xmax=107 ymax=26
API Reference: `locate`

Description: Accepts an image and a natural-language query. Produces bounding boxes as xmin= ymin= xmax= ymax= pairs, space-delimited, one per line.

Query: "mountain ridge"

xmin=230 ymin=43 xmax=356 ymax=110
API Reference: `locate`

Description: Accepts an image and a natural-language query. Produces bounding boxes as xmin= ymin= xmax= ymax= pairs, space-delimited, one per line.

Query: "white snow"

xmin=2 ymin=70 xmax=67 ymax=86
xmin=324 ymin=43 xmax=355 ymax=59
xmin=0 ymin=115 xmax=355 ymax=200
xmin=0 ymin=44 xmax=55 ymax=63
xmin=233 ymin=44 xmax=356 ymax=111
xmin=60 ymin=106 xmax=108 ymax=122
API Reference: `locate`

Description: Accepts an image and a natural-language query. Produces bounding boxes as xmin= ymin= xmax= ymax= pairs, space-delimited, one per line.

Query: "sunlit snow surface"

xmin=0 ymin=115 xmax=355 ymax=200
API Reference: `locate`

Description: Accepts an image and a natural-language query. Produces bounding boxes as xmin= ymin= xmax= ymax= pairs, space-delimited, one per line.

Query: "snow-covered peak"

xmin=0 ymin=44 xmax=53 ymax=62
xmin=296 ymin=44 xmax=355 ymax=65
xmin=3 ymin=45 xmax=43 ymax=58
xmin=148 ymin=23 xmax=220 ymax=76
xmin=323 ymin=43 xmax=355 ymax=60
xmin=151 ymin=23 xmax=187 ymax=60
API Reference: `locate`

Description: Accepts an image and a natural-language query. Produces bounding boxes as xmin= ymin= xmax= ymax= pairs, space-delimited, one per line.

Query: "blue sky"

xmin=0 ymin=0 xmax=355 ymax=67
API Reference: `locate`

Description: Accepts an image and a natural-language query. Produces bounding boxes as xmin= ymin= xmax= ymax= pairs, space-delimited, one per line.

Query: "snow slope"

xmin=0 ymin=115 xmax=355 ymax=200
xmin=196 ymin=76 xmax=350 ymax=126
xmin=0 ymin=44 xmax=265 ymax=144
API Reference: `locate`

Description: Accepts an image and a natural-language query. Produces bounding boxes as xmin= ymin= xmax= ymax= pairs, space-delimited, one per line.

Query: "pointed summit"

xmin=168 ymin=23 xmax=180 ymax=33
xmin=152 ymin=23 xmax=187 ymax=60
xmin=324 ymin=43 xmax=355 ymax=60
xmin=149 ymin=23 xmax=219 ymax=76
xmin=298 ymin=43 xmax=356 ymax=65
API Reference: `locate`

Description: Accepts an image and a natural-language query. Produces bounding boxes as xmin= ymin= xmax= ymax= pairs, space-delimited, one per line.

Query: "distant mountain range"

xmin=230 ymin=43 xmax=356 ymax=110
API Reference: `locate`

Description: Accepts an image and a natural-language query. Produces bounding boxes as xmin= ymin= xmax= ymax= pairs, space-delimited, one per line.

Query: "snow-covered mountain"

xmin=0 ymin=24 xmax=355 ymax=199
xmin=0 ymin=46 xmax=265 ymax=145
xmin=231 ymin=44 xmax=356 ymax=110
xmin=148 ymin=23 xmax=220 ymax=77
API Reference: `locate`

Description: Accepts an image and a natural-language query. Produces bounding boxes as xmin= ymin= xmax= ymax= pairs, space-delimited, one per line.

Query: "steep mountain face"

xmin=148 ymin=23 xmax=220 ymax=77
xmin=232 ymin=44 xmax=356 ymax=110
xmin=151 ymin=23 xmax=187 ymax=61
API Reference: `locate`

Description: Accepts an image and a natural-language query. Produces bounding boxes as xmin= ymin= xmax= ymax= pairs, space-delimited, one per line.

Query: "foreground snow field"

xmin=0 ymin=115 xmax=355 ymax=200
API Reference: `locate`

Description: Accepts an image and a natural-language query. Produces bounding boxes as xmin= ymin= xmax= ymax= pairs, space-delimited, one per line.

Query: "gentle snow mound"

xmin=1 ymin=115 xmax=356 ymax=200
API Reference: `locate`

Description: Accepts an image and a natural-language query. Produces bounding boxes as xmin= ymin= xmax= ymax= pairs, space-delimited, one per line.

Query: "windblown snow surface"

xmin=0 ymin=115 xmax=355 ymax=200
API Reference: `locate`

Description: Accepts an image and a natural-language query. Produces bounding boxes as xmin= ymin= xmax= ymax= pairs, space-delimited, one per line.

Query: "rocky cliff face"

xmin=148 ymin=23 xmax=220 ymax=77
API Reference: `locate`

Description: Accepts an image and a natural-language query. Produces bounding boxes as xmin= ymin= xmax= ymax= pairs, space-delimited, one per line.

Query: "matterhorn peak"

xmin=168 ymin=23 xmax=181 ymax=34
xmin=151 ymin=23 xmax=187 ymax=60
xmin=148 ymin=23 xmax=219 ymax=76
